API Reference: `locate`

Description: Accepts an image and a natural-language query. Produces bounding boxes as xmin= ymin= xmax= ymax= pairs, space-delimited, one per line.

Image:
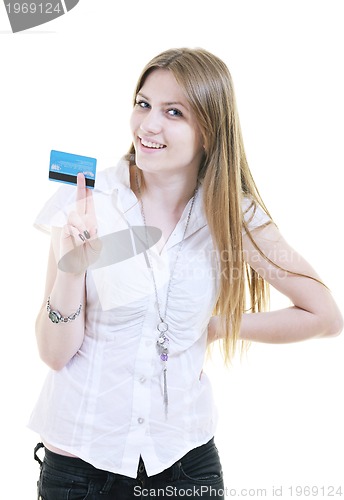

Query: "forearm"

xmin=236 ymin=224 xmax=343 ymax=344
xmin=208 ymin=305 xmax=342 ymax=345
xmin=240 ymin=306 xmax=340 ymax=344
xmin=35 ymin=270 xmax=86 ymax=370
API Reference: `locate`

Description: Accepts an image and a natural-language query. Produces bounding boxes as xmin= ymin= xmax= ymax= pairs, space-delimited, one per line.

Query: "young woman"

xmin=31 ymin=48 xmax=343 ymax=499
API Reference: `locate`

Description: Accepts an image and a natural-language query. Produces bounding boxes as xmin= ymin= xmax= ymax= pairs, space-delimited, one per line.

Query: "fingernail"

xmin=79 ymin=233 xmax=86 ymax=242
xmin=84 ymin=230 xmax=91 ymax=240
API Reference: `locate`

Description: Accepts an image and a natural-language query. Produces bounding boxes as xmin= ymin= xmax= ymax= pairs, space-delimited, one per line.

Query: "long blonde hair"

xmin=127 ymin=47 xmax=271 ymax=363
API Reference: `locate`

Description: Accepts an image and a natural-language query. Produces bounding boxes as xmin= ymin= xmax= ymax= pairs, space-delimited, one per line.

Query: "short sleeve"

xmin=34 ymin=184 xmax=76 ymax=234
xmin=242 ymin=197 xmax=271 ymax=233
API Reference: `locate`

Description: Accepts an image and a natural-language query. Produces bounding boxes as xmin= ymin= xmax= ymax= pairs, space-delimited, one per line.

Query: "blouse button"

xmin=139 ymin=376 xmax=146 ymax=383
xmin=138 ymin=417 xmax=145 ymax=424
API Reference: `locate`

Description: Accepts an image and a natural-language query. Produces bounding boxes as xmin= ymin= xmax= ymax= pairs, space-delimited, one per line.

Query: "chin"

xmin=135 ymin=157 xmax=162 ymax=173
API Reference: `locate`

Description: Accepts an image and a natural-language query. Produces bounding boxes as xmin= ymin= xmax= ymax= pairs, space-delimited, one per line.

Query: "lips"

xmin=139 ymin=137 xmax=166 ymax=150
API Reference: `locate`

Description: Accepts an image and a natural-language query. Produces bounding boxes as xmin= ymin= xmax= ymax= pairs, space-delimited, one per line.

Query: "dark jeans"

xmin=34 ymin=438 xmax=225 ymax=499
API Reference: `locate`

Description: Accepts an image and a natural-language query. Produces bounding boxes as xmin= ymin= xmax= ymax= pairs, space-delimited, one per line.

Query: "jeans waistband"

xmin=34 ymin=437 xmax=215 ymax=481
xmin=44 ymin=447 xmax=109 ymax=479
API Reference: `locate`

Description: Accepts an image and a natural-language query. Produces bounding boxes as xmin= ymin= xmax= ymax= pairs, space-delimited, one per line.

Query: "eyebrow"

xmin=137 ymin=93 xmax=188 ymax=109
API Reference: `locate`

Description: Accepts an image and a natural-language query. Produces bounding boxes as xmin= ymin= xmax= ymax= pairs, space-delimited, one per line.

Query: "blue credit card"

xmin=49 ymin=150 xmax=97 ymax=189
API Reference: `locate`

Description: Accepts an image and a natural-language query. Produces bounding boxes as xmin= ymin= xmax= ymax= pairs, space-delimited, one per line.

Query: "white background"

xmin=1 ymin=1 xmax=343 ymax=497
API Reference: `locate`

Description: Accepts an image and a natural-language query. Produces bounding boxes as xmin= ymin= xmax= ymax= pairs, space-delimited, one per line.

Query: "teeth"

xmin=141 ymin=138 xmax=165 ymax=149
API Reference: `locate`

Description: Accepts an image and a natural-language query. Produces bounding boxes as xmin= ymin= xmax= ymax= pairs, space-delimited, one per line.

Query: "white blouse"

xmin=28 ymin=158 xmax=270 ymax=478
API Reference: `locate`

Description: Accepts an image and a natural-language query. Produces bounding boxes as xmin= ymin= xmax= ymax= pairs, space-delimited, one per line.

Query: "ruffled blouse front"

xmin=28 ymin=158 xmax=270 ymax=478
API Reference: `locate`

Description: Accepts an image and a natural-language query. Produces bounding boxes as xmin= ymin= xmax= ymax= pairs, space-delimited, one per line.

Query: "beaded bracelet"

xmin=46 ymin=297 xmax=82 ymax=324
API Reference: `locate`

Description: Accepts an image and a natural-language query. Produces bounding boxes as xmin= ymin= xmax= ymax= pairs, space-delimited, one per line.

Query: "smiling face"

xmin=130 ymin=69 xmax=204 ymax=179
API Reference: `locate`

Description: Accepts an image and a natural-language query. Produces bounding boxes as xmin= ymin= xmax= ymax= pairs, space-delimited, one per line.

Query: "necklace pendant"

xmin=156 ymin=322 xmax=169 ymax=362
xmin=157 ymin=339 xmax=169 ymax=361
xmin=157 ymin=321 xmax=168 ymax=333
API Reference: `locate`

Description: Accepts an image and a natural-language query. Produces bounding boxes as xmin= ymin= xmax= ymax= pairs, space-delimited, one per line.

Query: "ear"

xmin=202 ymin=134 xmax=209 ymax=154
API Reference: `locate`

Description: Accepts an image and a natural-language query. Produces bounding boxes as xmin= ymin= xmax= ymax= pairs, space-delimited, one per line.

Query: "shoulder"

xmin=242 ymin=196 xmax=271 ymax=232
xmin=34 ymin=183 xmax=76 ymax=233
xmin=34 ymin=158 xmax=130 ymax=233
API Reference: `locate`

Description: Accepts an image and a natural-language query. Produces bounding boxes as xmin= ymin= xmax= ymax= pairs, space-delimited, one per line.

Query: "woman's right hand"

xmin=58 ymin=173 xmax=102 ymax=274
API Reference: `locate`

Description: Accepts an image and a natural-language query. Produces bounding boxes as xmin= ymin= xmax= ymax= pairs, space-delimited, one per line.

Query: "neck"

xmin=134 ymin=167 xmax=198 ymax=215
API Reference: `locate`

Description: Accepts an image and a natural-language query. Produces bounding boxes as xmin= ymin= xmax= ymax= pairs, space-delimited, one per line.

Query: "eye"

xmin=135 ymin=99 xmax=150 ymax=109
xmin=167 ymin=108 xmax=183 ymax=117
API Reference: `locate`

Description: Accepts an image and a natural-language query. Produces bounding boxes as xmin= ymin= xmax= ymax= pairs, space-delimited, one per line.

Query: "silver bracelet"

xmin=46 ymin=297 xmax=82 ymax=324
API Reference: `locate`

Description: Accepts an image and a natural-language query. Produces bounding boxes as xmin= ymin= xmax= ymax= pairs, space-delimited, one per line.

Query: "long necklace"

xmin=136 ymin=169 xmax=198 ymax=418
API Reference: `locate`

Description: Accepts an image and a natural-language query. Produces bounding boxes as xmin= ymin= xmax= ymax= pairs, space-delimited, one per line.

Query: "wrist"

xmin=46 ymin=297 xmax=82 ymax=324
xmin=48 ymin=271 xmax=85 ymax=320
xmin=55 ymin=267 xmax=86 ymax=283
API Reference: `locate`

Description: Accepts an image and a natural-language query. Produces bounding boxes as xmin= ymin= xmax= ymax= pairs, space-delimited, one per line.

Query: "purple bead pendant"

xmin=156 ymin=321 xmax=170 ymax=417
xmin=156 ymin=333 xmax=169 ymax=360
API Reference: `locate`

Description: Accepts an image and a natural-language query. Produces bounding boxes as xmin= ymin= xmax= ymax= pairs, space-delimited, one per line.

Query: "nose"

xmin=140 ymin=109 xmax=162 ymax=135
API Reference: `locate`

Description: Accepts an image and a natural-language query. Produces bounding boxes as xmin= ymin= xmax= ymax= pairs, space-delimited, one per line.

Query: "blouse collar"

xmin=95 ymin=158 xmax=208 ymax=247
